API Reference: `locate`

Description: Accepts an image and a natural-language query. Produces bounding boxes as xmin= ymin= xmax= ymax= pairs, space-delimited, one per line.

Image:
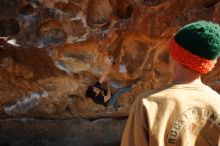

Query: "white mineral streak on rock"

xmin=75 ymin=32 xmax=88 ymax=42
xmin=7 ymin=39 xmax=20 ymax=47
xmin=54 ymin=61 xmax=71 ymax=73
xmin=70 ymin=12 xmax=81 ymax=21
xmin=4 ymin=91 xmax=48 ymax=115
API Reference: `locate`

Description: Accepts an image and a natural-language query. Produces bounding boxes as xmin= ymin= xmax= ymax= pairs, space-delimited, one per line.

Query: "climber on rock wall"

xmin=86 ymin=60 xmax=141 ymax=109
xmin=121 ymin=21 xmax=220 ymax=146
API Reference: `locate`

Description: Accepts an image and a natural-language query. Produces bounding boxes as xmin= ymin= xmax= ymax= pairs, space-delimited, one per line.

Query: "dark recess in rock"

xmin=36 ymin=20 xmax=67 ymax=45
xmin=0 ymin=18 xmax=20 ymax=37
xmin=143 ymin=0 xmax=166 ymax=6
xmin=0 ymin=23 xmax=6 ymax=37
xmin=202 ymin=0 xmax=220 ymax=8
xmin=115 ymin=2 xmax=133 ymax=19
xmin=18 ymin=4 xmax=36 ymax=16
xmin=0 ymin=0 xmax=19 ymax=16
xmin=9 ymin=19 xmax=20 ymax=35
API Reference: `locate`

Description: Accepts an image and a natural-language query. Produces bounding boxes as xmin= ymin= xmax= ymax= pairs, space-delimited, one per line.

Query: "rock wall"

xmin=0 ymin=118 xmax=126 ymax=146
xmin=0 ymin=0 xmax=220 ymax=145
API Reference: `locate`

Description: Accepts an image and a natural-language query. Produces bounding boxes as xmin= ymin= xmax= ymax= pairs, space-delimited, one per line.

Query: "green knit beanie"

xmin=175 ymin=21 xmax=220 ymax=60
xmin=169 ymin=21 xmax=220 ymax=73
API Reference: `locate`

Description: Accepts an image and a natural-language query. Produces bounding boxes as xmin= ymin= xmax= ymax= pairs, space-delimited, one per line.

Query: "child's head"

xmin=86 ymin=86 xmax=100 ymax=98
xmin=169 ymin=21 xmax=220 ymax=74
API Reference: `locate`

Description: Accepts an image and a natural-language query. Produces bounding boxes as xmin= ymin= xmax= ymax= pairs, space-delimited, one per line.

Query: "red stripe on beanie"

xmin=169 ymin=39 xmax=215 ymax=74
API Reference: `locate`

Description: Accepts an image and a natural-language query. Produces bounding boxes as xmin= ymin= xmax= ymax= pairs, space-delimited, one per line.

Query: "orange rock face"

xmin=0 ymin=0 xmax=220 ymax=145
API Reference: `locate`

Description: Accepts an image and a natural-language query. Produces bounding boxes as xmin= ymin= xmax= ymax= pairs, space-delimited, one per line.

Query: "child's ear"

xmin=213 ymin=59 xmax=218 ymax=64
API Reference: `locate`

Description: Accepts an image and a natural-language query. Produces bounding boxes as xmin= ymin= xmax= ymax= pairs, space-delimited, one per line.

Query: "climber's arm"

xmin=99 ymin=63 xmax=112 ymax=84
xmin=104 ymin=79 xmax=111 ymax=102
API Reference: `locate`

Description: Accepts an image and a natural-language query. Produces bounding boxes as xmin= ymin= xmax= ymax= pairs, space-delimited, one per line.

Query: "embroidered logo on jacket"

xmin=167 ymin=107 xmax=220 ymax=146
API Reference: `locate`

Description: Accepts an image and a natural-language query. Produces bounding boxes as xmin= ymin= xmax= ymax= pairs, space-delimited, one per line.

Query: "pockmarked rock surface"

xmin=0 ymin=0 xmax=220 ymax=145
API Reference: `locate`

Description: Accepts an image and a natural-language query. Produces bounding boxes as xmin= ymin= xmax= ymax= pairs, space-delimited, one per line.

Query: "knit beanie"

xmin=169 ymin=21 xmax=220 ymax=74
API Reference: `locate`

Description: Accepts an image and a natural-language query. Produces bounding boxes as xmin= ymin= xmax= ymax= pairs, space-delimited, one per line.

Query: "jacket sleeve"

xmin=121 ymin=97 xmax=149 ymax=146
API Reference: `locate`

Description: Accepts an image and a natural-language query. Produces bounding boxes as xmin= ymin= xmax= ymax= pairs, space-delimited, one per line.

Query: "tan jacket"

xmin=121 ymin=84 xmax=220 ymax=146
